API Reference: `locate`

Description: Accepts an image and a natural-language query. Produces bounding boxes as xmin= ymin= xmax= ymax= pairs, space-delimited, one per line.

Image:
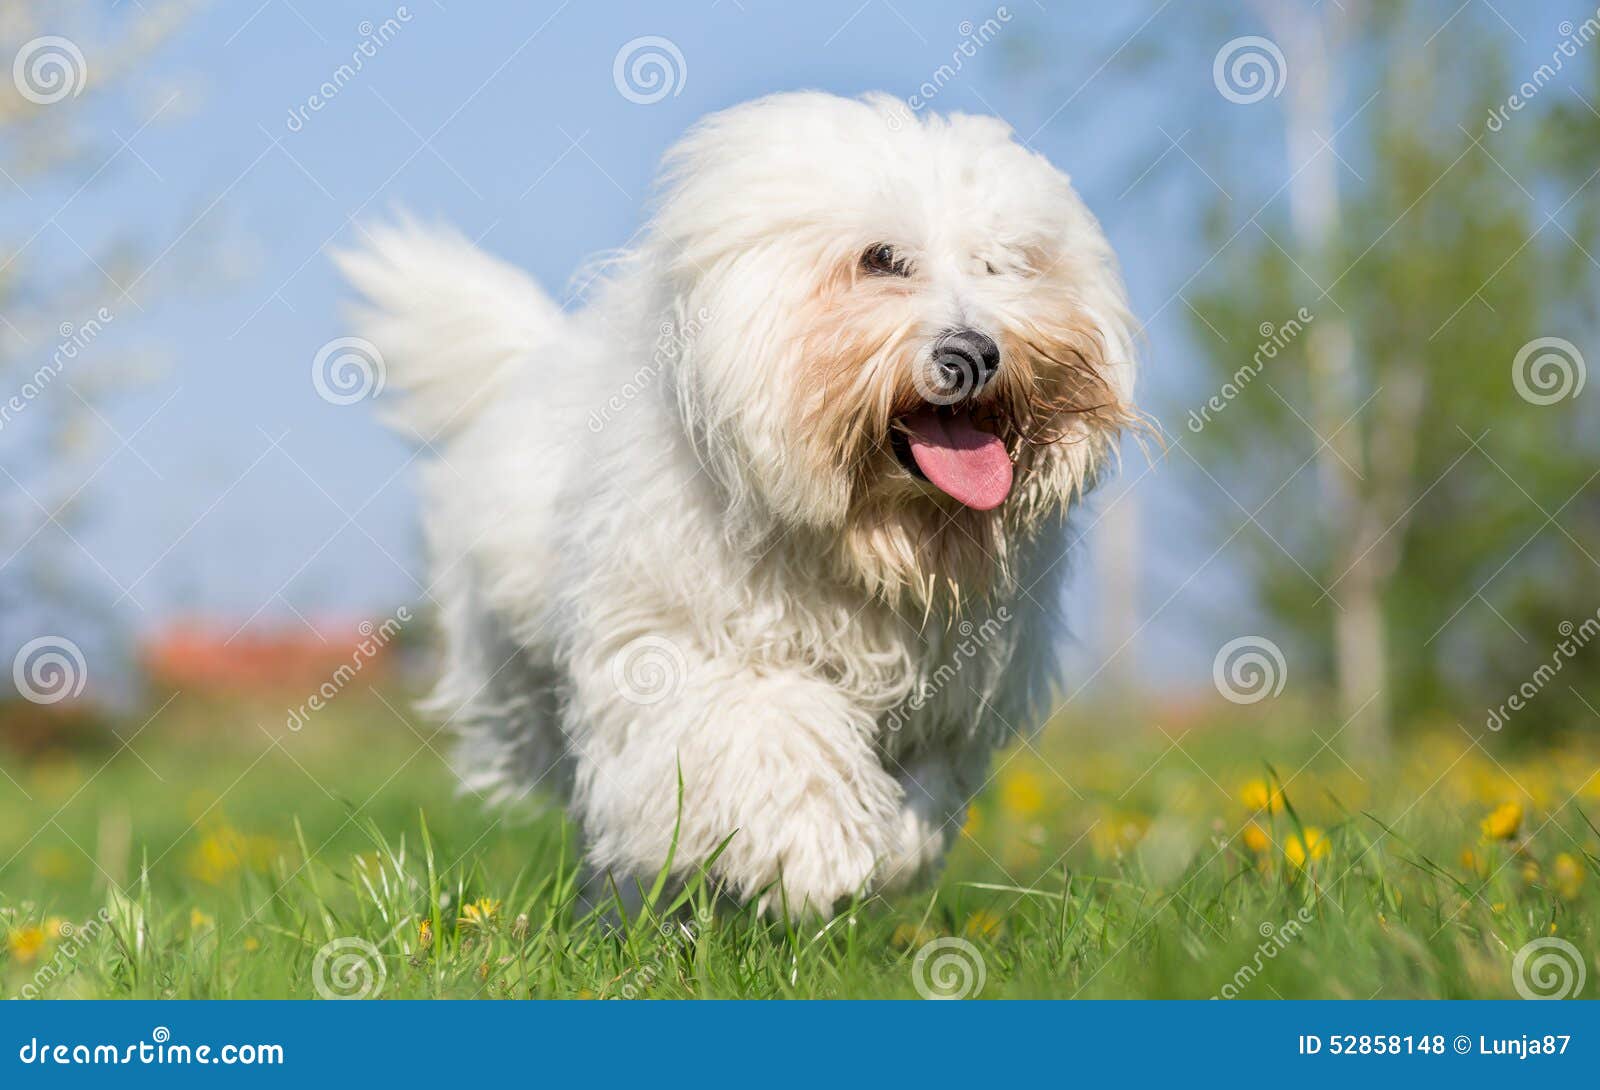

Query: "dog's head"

xmin=649 ymin=92 xmax=1137 ymax=601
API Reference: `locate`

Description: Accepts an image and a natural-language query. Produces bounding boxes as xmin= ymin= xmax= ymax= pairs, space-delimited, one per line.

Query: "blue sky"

xmin=5 ymin=0 xmax=1583 ymax=693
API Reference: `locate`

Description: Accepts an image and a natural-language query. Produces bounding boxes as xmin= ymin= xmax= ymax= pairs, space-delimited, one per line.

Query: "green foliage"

xmin=1183 ymin=8 xmax=1600 ymax=730
xmin=2 ymin=697 xmax=1595 ymax=998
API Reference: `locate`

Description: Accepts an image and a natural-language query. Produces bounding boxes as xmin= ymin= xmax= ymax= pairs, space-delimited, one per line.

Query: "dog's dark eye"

xmin=861 ymin=243 xmax=910 ymax=277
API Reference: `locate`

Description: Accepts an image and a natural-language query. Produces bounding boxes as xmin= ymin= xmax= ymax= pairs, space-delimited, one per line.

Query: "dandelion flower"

xmin=962 ymin=910 xmax=1004 ymax=940
xmin=891 ymin=923 xmax=939 ymax=950
xmin=1241 ymin=823 xmax=1272 ymax=854
xmin=962 ymin=804 xmax=984 ymax=840
xmin=7 ymin=926 xmax=47 ymax=965
xmin=1479 ymin=801 xmax=1522 ymax=842
xmin=1240 ymin=780 xmax=1284 ymax=814
xmin=1552 ymin=853 xmax=1585 ymax=901
xmin=999 ymin=768 xmax=1045 ymax=818
xmin=1284 ymin=827 xmax=1329 ymax=869
xmin=460 ymin=898 xmax=500 ymax=931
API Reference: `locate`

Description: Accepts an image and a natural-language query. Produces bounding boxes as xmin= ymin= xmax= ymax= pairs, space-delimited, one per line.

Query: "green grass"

xmin=2 ymin=691 xmax=1597 ymax=999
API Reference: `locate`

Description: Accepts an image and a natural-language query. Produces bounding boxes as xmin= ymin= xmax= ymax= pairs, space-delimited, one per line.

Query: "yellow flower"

xmin=1090 ymin=812 xmax=1150 ymax=859
xmin=1240 ymin=779 xmax=1284 ymax=814
xmin=891 ymin=923 xmax=939 ymax=950
xmin=459 ymin=898 xmax=500 ymax=931
xmin=962 ymin=804 xmax=984 ymax=840
xmin=7 ymin=926 xmax=47 ymax=965
xmin=1284 ymin=827 xmax=1329 ymax=869
xmin=243 ymin=937 xmax=261 ymax=952
xmin=1552 ymin=853 xmax=1585 ymax=901
xmin=999 ymin=768 xmax=1045 ymax=818
xmin=1241 ymin=823 xmax=1272 ymax=854
xmin=44 ymin=916 xmax=70 ymax=940
xmin=962 ymin=910 xmax=1004 ymax=940
xmin=417 ymin=919 xmax=433 ymax=949
xmin=31 ymin=848 xmax=76 ymax=880
xmin=1480 ymin=801 xmax=1523 ymax=842
xmin=1460 ymin=848 xmax=1483 ymax=874
xmin=185 ymin=825 xmax=278 ymax=885
xmin=189 ymin=908 xmax=215 ymax=933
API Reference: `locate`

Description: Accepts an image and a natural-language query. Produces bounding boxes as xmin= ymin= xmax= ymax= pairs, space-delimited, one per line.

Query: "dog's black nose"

xmin=931 ymin=329 xmax=1000 ymax=397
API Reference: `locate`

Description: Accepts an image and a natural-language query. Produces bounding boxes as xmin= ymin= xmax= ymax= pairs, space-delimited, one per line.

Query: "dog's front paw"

xmin=714 ymin=770 xmax=899 ymax=917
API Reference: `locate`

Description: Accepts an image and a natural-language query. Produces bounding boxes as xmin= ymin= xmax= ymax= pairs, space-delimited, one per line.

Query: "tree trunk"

xmin=1265 ymin=0 xmax=1393 ymax=757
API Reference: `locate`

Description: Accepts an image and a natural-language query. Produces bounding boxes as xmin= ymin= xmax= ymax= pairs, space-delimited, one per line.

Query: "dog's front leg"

xmin=876 ymin=737 xmax=997 ymax=892
xmin=569 ymin=659 xmax=903 ymax=916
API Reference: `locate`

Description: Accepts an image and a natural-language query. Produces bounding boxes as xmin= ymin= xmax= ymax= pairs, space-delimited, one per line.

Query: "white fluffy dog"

xmin=337 ymin=92 xmax=1137 ymax=914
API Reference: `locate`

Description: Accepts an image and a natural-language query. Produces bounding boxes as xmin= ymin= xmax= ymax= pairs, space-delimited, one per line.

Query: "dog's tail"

xmin=333 ymin=220 xmax=559 ymax=442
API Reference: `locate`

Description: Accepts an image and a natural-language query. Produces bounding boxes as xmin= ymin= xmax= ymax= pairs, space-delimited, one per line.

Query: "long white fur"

xmin=335 ymin=92 xmax=1137 ymax=914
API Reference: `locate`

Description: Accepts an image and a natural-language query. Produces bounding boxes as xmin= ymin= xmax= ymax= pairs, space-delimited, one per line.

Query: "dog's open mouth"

xmin=891 ymin=407 xmax=1014 ymax=511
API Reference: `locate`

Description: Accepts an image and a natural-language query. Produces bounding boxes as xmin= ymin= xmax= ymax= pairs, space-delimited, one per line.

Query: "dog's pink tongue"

xmin=902 ymin=408 xmax=1013 ymax=511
